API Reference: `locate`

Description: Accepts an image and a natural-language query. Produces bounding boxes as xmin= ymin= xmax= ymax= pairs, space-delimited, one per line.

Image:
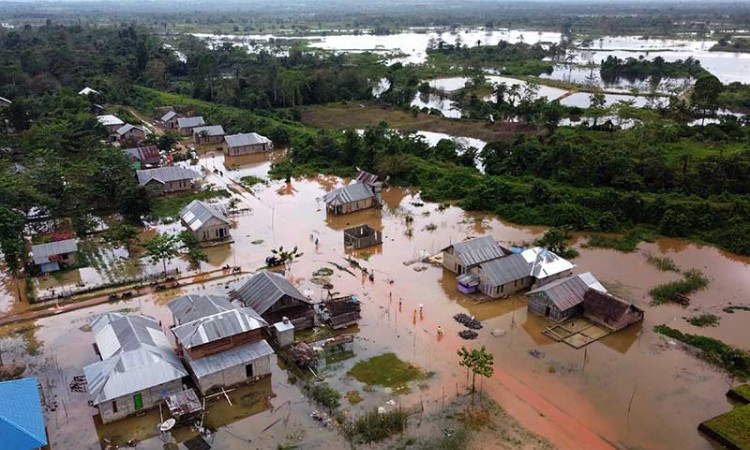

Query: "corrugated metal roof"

xmin=448 ymin=235 xmax=505 ymax=267
xmin=224 ymin=132 xmax=271 ymax=148
xmin=31 ymin=239 xmax=77 ymax=265
xmin=177 ymin=116 xmax=205 ymax=128
xmin=355 ymin=171 xmax=379 ymax=185
xmin=476 ymin=253 xmax=531 ymax=286
xmin=323 ymin=182 xmax=375 ymax=206
xmin=0 ymin=377 xmax=48 ymax=449
xmin=233 ymin=271 xmax=310 ymax=315
xmin=192 ymin=125 xmax=225 ymax=137
xmin=168 ymin=294 xmax=236 ymax=324
xmin=161 ymin=111 xmax=177 ymax=122
xmin=179 ymin=200 xmax=229 ymax=231
xmin=169 ymin=295 xmax=267 ymax=349
xmin=522 ymin=247 xmax=576 ymax=280
xmin=83 ymin=313 xmax=187 ymax=405
xmin=136 ymin=166 xmax=200 ymax=185
xmin=188 ymin=339 xmax=273 ymax=378
xmin=116 ymin=123 xmax=144 ymax=136
xmin=527 ymin=272 xmax=607 ymax=311
xmin=79 ymin=87 xmax=100 ymax=95
xmin=97 ymin=115 xmax=123 ymax=127
xmin=122 ymin=145 xmax=160 ymax=163
xmin=457 ymin=272 xmax=480 ymax=287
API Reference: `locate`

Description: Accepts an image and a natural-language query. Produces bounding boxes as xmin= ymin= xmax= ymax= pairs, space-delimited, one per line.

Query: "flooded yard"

xmin=1 ymin=151 xmax=749 ymax=450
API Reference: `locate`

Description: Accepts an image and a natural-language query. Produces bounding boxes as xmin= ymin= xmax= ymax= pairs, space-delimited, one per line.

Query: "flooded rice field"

xmin=1 ymin=151 xmax=749 ymax=449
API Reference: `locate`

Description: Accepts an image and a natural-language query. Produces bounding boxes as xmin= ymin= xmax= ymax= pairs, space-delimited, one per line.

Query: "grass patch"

xmin=346 ymin=390 xmax=363 ymax=404
xmin=413 ymin=429 xmax=470 ymax=450
xmin=150 ymin=189 xmax=231 ymax=219
xmin=654 ymin=325 xmax=750 ymax=380
xmin=306 ymin=382 xmax=341 ymax=409
xmin=585 ymin=229 xmax=657 ymax=253
xmin=730 ymin=384 xmax=750 ymax=403
xmin=699 ymin=404 xmax=750 ymax=450
xmin=240 ymin=175 xmax=265 ymax=188
xmin=326 ymin=350 xmax=355 ymax=365
xmin=687 ymin=313 xmax=721 ymax=327
xmin=644 ymin=252 xmax=680 ymax=272
xmin=649 ymin=269 xmax=709 ymax=305
xmin=344 ymin=409 xmax=408 ymax=444
xmin=348 ymin=353 xmax=426 ymax=392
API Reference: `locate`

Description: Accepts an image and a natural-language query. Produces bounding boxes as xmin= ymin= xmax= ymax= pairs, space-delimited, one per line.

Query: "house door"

xmin=245 ymin=364 xmax=254 ymax=378
xmin=218 ymin=228 xmax=225 ymax=238
xmin=133 ymin=393 xmax=143 ymax=410
xmin=544 ymin=306 xmax=551 ymax=317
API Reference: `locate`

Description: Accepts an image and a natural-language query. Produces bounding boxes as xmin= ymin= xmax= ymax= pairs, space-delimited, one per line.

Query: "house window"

xmin=245 ymin=364 xmax=254 ymax=378
xmin=500 ymin=285 xmax=504 ymax=293
xmin=112 ymin=400 xmax=118 ymax=413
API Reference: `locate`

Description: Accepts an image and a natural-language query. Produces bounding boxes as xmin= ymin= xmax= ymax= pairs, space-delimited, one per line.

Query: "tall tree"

xmin=143 ymin=233 xmax=179 ymax=275
xmin=458 ymin=346 xmax=495 ymax=404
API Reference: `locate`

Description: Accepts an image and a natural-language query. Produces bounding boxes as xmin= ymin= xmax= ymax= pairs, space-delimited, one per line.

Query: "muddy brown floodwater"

xmin=1 ymin=151 xmax=748 ymax=450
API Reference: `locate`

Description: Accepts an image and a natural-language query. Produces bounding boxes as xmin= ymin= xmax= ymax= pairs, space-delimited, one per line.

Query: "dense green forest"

xmin=599 ymin=55 xmax=708 ymax=83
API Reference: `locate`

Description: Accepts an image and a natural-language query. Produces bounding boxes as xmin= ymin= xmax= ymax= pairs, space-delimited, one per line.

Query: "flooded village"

xmin=0 ymin=101 xmax=747 ymax=450
xmin=1 ymin=2 xmax=750 ymax=450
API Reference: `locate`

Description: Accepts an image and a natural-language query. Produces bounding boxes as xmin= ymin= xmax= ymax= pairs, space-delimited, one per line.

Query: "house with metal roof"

xmin=97 ymin=114 xmax=124 ymax=133
xmin=167 ymin=294 xmax=273 ymax=394
xmin=0 ymin=377 xmax=48 ymax=450
xmin=583 ymin=289 xmax=644 ymax=331
xmin=193 ymin=125 xmax=225 ymax=145
xmin=177 ymin=116 xmax=205 ymax=134
xmin=232 ymin=271 xmax=315 ymax=330
xmin=441 ymin=235 xmax=507 ymax=275
xmin=122 ymin=145 xmax=161 ymax=169
xmin=179 ymin=200 xmax=231 ymax=245
xmin=136 ymin=166 xmax=201 ymax=196
xmin=521 ymin=247 xmax=576 ymax=286
xmin=30 ymin=239 xmax=78 ymax=273
xmin=0 ymin=96 xmax=12 ymax=108
xmin=470 ymin=253 xmax=535 ymax=299
xmin=83 ymin=313 xmax=187 ymax=424
xmin=160 ymin=110 xmax=180 ymax=130
xmin=527 ymin=272 xmax=607 ymax=322
xmin=223 ymin=132 xmax=272 ymax=156
xmin=116 ymin=123 xmax=147 ymax=143
xmin=323 ymin=181 xmax=380 ymax=215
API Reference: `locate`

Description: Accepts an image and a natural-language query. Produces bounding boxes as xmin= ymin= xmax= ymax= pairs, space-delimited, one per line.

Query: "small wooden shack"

xmin=526 ymin=272 xmax=606 ymax=322
xmin=344 ymin=224 xmax=382 ymax=250
xmin=582 ymin=289 xmax=644 ymax=331
xmin=320 ymin=295 xmax=361 ymax=329
xmin=471 ymin=253 xmax=534 ymax=299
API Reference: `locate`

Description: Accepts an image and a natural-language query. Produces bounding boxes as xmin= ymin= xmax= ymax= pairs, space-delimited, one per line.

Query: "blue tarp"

xmin=0 ymin=377 xmax=48 ymax=450
xmin=39 ymin=262 xmax=60 ymax=273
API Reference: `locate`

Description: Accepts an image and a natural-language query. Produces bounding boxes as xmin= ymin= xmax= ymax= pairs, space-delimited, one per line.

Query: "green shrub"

xmin=307 ymin=382 xmax=341 ymax=409
xmin=649 ymin=269 xmax=709 ymax=305
xmin=344 ymin=409 xmax=408 ymax=443
xmin=686 ymin=313 xmax=720 ymax=327
xmin=654 ymin=325 xmax=750 ymax=380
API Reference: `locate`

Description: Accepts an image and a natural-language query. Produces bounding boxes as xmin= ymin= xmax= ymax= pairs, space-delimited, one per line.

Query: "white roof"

xmin=83 ymin=313 xmax=187 ymax=405
xmin=97 ymin=115 xmax=124 ymax=127
xmin=79 ymin=87 xmax=100 ymax=95
xmin=521 ymin=247 xmax=576 ymax=280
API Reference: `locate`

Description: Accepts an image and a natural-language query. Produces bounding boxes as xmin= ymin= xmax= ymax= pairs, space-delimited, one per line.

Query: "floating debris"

xmin=458 ymin=330 xmax=478 ymax=340
xmin=453 ymin=313 xmax=482 ymax=330
xmin=528 ymin=349 xmax=545 ymax=359
xmin=491 ymin=328 xmax=506 ymax=337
